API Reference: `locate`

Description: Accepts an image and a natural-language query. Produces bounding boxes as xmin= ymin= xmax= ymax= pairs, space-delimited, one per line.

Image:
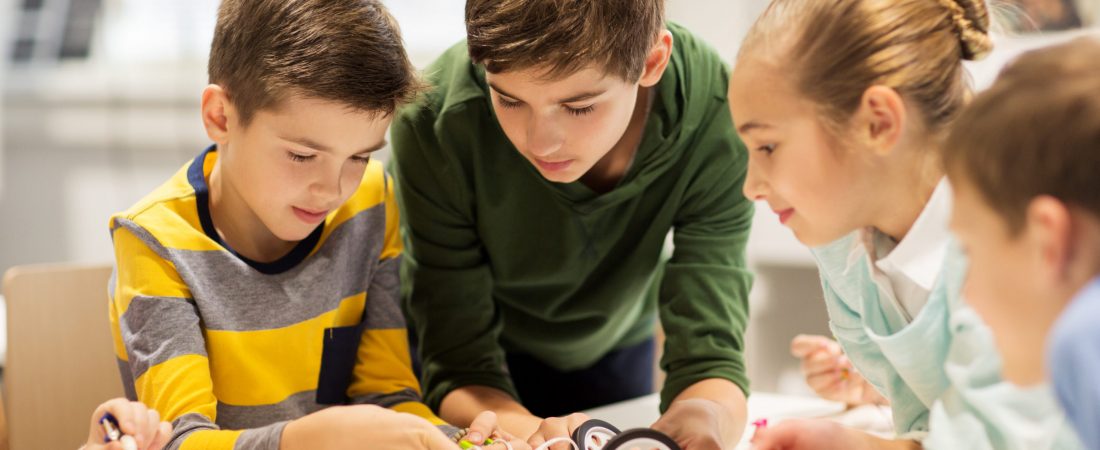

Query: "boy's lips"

xmin=774 ymin=208 xmax=795 ymax=224
xmin=292 ymin=207 xmax=328 ymax=224
xmin=534 ymin=158 xmax=573 ymax=172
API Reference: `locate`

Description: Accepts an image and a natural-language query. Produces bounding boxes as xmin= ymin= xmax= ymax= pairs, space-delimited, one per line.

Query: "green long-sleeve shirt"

xmin=391 ymin=23 xmax=753 ymax=413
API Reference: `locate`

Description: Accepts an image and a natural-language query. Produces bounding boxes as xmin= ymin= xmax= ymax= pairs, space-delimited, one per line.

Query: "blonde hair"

xmin=739 ymin=0 xmax=993 ymax=137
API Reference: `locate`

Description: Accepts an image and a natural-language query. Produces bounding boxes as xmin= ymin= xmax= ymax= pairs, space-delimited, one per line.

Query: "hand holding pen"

xmin=790 ymin=335 xmax=887 ymax=407
xmin=83 ymin=398 xmax=172 ymax=450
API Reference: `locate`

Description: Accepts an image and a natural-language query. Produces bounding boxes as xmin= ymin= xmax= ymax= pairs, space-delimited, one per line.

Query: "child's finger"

xmin=467 ymin=410 xmax=499 ymax=444
xmin=527 ymin=433 xmax=547 ymax=449
xmin=790 ymin=335 xmax=833 ymax=358
xmin=119 ymin=435 xmax=138 ymax=450
xmin=801 ymin=351 xmax=842 ymax=376
xmin=750 ymin=424 xmax=797 ymax=450
xmin=146 ymin=421 xmax=172 ymax=450
xmin=805 ymin=371 xmax=845 ymax=394
xmin=837 ymin=354 xmax=853 ymax=370
xmin=137 ymin=409 xmax=161 ymax=448
xmin=127 ymin=402 xmax=149 ymax=448
xmin=90 ymin=398 xmax=130 ymax=442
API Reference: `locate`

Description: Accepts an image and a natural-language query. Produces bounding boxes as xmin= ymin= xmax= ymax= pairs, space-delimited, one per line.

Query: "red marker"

xmin=751 ymin=418 xmax=769 ymax=440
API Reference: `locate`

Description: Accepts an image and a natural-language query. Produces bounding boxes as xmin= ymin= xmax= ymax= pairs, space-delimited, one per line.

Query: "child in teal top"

xmin=731 ymin=0 xmax=1080 ymax=448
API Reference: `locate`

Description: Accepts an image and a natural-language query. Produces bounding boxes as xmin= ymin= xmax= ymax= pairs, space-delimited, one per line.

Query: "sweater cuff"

xmin=660 ymin=360 xmax=750 ymax=413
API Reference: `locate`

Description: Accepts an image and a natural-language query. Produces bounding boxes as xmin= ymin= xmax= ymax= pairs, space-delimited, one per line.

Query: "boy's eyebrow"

xmin=488 ymin=82 xmax=607 ymax=104
xmin=557 ymin=89 xmax=607 ymax=104
xmin=283 ymin=136 xmax=388 ymax=154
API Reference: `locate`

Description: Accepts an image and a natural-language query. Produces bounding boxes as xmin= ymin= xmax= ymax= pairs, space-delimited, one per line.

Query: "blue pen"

xmin=99 ymin=413 xmax=138 ymax=450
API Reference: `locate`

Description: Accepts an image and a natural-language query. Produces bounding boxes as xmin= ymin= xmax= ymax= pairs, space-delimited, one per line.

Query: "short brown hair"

xmin=208 ymin=0 xmax=420 ymax=125
xmin=944 ymin=37 xmax=1100 ymax=233
xmin=465 ymin=0 xmax=666 ymax=82
xmin=739 ymin=0 xmax=993 ymax=138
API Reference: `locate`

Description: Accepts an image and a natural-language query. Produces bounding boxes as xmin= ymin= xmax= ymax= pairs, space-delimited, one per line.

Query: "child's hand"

xmin=651 ymin=398 xmax=729 ymax=450
xmin=752 ymin=418 xmax=915 ymax=448
xmin=462 ymin=410 xmax=532 ymax=450
xmin=84 ymin=398 xmax=172 ymax=450
xmin=790 ymin=335 xmax=887 ymax=407
xmin=750 ymin=418 xmax=918 ymax=450
xmin=282 ymin=404 xmax=460 ymax=450
xmin=526 ymin=412 xmax=590 ymax=450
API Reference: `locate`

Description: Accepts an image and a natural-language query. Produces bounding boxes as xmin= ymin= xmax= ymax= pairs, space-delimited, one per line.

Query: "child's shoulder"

xmin=666 ymin=22 xmax=726 ymax=76
xmin=109 ymin=159 xmax=212 ymax=253
xmin=1051 ymin=278 xmax=1100 ymax=356
xmin=402 ymin=40 xmax=485 ymax=120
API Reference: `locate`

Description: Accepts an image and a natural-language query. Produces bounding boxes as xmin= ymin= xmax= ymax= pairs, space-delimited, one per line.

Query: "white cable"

xmin=534 ymin=437 xmax=580 ymax=450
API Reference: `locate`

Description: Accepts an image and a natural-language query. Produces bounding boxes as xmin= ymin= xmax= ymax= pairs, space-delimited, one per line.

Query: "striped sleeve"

xmin=110 ymin=220 xmax=283 ymax=449
xmin=346 ymin=175 xmax=456 ymax=436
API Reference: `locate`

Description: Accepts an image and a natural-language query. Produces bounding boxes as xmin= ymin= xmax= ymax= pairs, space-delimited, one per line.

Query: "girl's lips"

xmin=775 ymin=208 xmax=795 ymax=225
xmin=293 ymin=207 xmax=328 ymax=224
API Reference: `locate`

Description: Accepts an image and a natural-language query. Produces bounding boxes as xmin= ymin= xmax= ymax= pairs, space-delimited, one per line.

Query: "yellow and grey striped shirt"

xmin=108 ymin=147 xmax=450 ymax=449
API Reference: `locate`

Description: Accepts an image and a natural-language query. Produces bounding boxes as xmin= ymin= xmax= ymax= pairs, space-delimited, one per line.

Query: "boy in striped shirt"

xmin=107 ymin=1 xmax=515 ymax=449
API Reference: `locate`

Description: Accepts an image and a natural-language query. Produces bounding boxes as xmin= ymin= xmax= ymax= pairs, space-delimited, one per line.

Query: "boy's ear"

xmin=638 ymin=29 xmax=673 ymax=88
xmin=855 ymin=85 xmax=906 ymax=157
xmin=1026 ymin=196 xmax=1074 ymax=281
xmin=201 ymin=84 xmax=233 ymax=144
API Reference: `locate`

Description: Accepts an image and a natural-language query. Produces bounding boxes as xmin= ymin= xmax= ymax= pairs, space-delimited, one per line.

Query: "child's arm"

xmin=345 ymin=177 xmax=461 ymax=435
xmin=651 ymin=98 xmax=753 ymax=449
xmin=110 ymin=223 xmax=279 ymax=449
xmin=390 ymin=112 xmax=526 ymax=430
xmin=345 ymin=179 xmax=536 ymax=449
xmin=82 ymin=398 xmax=172 ymax=450
xmin=278 ymin=405 xmax=460 ymax=450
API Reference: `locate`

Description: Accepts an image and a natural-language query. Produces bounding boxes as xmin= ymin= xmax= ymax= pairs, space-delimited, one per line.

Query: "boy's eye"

xmin=496 ymin=97 xmax=522 ymax=109
xmin=288 ymin=151 xmax=316 ymax=162
xmin=564 ymin=104 xmax=595 ymax=117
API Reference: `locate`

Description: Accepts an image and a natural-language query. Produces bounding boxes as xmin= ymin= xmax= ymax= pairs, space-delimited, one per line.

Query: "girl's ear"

xmin=853 ymin=85 xmax=906 ymax=157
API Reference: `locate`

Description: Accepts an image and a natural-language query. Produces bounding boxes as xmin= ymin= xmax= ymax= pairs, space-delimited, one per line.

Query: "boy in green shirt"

xmin=391 ymin=1 xmax=754 ymax=448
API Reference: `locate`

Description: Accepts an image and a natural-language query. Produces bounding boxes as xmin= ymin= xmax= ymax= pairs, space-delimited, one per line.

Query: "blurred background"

xmin=0 ymin=0 xmax=1097 ymax=394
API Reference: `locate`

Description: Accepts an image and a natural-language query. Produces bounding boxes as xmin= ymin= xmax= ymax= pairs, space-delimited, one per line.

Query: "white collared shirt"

xmin=862 ymin=178 xmax=953 ymax=322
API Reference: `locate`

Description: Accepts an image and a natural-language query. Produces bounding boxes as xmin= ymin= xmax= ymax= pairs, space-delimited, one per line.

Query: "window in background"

xmin=1002 ymin=0 xmax=1099 ymax=32
xmin=8 ymin=0 xmax=102 ymax=64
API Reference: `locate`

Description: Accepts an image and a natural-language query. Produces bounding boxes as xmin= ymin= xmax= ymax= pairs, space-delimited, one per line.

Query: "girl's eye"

xmin=497 ymin=97 xmax=522 ymax=109
xmin=350 ymin=155 xmax=371 ymax=165
xmin=288 ymin=152 xmax=315 ymax=162
xmin=757 ymin=143 xmax=777 ymax=154
xmin=565 ymin=104 xmax=595 ymax=117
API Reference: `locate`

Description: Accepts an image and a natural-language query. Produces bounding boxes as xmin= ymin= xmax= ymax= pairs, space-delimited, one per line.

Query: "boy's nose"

xmin=526 ymin=116 xmax=564 ymax=158
xmin=310 ymin=172 xmax=343 ymax=205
